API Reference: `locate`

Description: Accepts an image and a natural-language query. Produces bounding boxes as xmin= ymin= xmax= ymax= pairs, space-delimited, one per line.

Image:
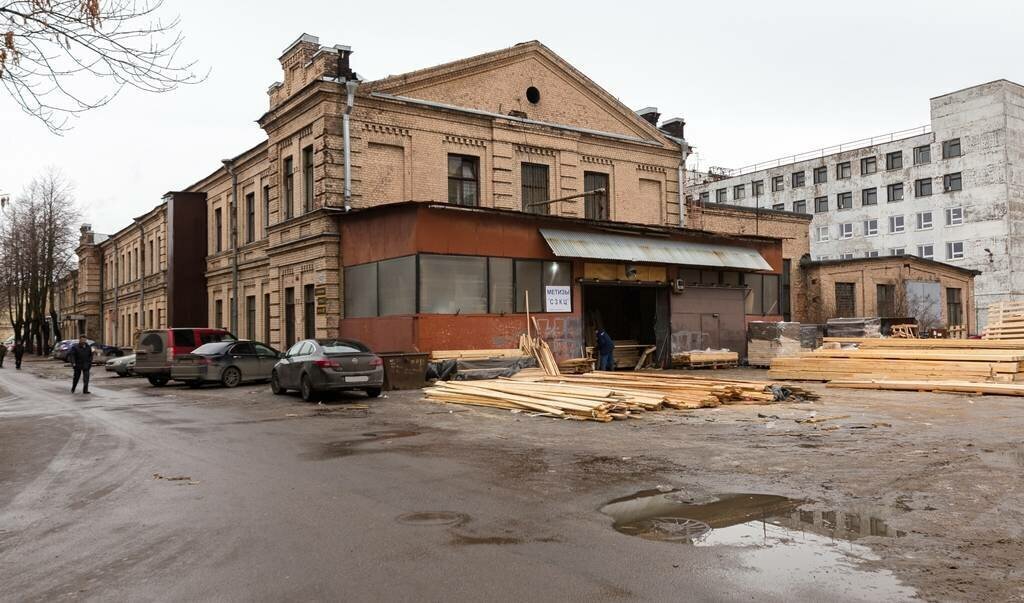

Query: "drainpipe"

xmin=222 ymin=159 xmax=240 ymax=334
xmin=343 ymin=79 xmax=358 ymax=212
xmin=113 ymin=241 xmax=119 ymax=346
xmin=677 ymin=162 xmax=686 ymax=228
xmin=137 ymin=221 xmax=145 ymax=333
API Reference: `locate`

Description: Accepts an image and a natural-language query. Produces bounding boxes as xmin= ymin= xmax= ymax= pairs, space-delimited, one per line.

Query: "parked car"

xmin=105 ymin=353 xmax=136 ymax=377
xmin=271 ymin=338 xmax=383 ymax=401
xmin=52 ymin=339 xmax=82 ymax=361
xmin=53 ymin=339 xmax=124 ymax=363
xmin=134 ymin=328 xmax=236 ymax=386
xmin=171 ymin=340 xmax=280 ymax=388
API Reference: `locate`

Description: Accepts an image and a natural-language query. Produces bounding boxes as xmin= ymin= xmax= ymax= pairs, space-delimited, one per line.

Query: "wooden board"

xmin=827 ymin=379 xmax=1024 ymax=397
xmin=823 ymin=338 xmax=1024 ymax=349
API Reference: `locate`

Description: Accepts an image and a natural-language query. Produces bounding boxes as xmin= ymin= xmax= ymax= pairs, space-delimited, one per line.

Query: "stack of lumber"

xmin=423 ymin=371 xmax=819 ymax=422
xmin=430 ymin=349 xmax=527 ymax=361
xmin=822 ymin=337 xmax=1024 ymax=349
xmin=558 ymin=357 xmax=594 ymax=374
xmin=747 ymin=322 xmax=803 ymax=367
xmin=519 ymin=329 xmax=560 ymax=376
xmin=826 ymin=379 xmax=1024 ymax=396
xmin=827 ymin=317 xmax=881 ymax=338
xmin=671 ymin=350 xmax=739 ymax=369
xmin=984 ymin=301 xmax=1024 ymax=340
xmin=769 ymin=339 xmax=1024 ymax=383
xmin=584 ymin=340 xmax=654 ymax=369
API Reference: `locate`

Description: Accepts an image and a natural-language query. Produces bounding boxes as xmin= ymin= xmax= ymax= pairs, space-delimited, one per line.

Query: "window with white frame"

xmin=840 ymin=252 xmax=855 ymax=260
xmin=816 ymin=226 xmax=830 ymax=242
xmin=888 ymin=215 xmax=905 ymax=233
xmin=865 ymin=250 xmax=880 ymax=258
xmin=917 ymin=244 xmax=934 ymax=259
xmin=946 ymin=206 xmax=964 ymax=226
xmin=863 ymin=218 xmax=879 ymax=236
xmin=946 ymin=241 xmax=965 ymax=260
xmin=916 ymin=211 xmax=933 ymax=230
xmin=839 ymin=223 xmax=854 ymax=239
xmin=890 ymin=247 xmax=906 ymax=256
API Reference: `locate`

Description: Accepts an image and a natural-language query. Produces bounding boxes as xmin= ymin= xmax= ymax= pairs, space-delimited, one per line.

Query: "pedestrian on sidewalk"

xmin=70 ymin=335 xmax=93 ymax=394
xmin=596 ymin=328 xmax=615 ymax=372
xmin=13 ymin=340 xmax=23 ymax=370
xmin=0 ymin=342 xmax=6 ymax=368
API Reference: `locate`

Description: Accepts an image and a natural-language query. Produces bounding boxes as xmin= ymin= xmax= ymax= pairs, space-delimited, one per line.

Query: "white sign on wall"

xmin=545 ymin=286 xmax=571 ymax=313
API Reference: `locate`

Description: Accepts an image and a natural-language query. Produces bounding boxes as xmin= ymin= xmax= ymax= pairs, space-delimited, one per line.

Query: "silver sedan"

xmin=271 ymin=338 xmax=383 ymax=401
xmin=171 ymin=340 xmax=280 ymax=388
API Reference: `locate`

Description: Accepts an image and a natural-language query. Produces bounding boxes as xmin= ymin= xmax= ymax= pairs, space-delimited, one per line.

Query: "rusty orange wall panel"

xmin=413 ymin=207 xmax=555 ymax=259
xmin=340 ymin=209 xmax=418 ymax=266
xmin=339 ymin=316 xmax=416 ymax=352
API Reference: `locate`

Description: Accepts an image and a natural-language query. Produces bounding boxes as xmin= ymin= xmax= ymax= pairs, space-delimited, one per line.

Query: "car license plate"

xmin=345 ymin=376 xmax=369 ymax=383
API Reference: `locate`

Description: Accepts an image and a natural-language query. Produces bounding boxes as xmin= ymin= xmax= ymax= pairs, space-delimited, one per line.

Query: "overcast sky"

xmin=2 ymin=0 xmax=1022 ymax=234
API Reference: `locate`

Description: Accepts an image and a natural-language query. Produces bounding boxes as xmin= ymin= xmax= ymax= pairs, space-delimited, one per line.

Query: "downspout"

xmin=343 ymin=79 xmax=358 ymax=212
xmin=677 ymin=162 xmax=686 ymax=228
xmin=137 ymin=221 xmax=145 ymax=334
xmin=98 ymin=252 xmax=104 ymax=344
xmin=113 ymin=241 xmax=119 ymax=346
xmin=222 ymin=159 xmax=240 ymax=334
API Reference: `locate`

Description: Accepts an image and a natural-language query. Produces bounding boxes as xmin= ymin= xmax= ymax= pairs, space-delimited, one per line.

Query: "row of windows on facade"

xmin=105 ymin=237 xmax=161 ymax=288
xmin=700 ymin=138 xmax=962 ymax=204
xmin=110 ymin=308 xmax=163 ymax=347
xmin=209 ymin=285 xmax=317 ymax=347
xmin=211 ymin=152 xmax=615 ymax=254
xmin=834 ymin=282 xmax=964 ymax=326
xmin=817 ymin=207 xmax=965 ymax=240
xmin=818 ymin=239 xmax=966 ymax=262
xmin=702 ymin=171 xmax=963 ymax=210
xmin=449 ymin=155 xmax=612 ymax=219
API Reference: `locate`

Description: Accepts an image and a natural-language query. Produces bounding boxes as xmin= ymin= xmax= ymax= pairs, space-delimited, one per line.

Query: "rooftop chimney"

xmin=660 ymin=117 xmax=685 ymax=139
xmin=636 ymin=106 xmax=660 ymax=126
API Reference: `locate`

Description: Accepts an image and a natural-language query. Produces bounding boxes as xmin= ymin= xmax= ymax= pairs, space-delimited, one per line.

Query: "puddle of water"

xmin=302 ymin=431 xmax=421 ymax=460
xmin=601 ymin=490 xmax=914 ymax=601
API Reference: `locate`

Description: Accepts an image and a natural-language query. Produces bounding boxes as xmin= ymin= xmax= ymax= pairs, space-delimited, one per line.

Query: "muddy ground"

xmin=2 ymin=358 xmax=1023 ymax=601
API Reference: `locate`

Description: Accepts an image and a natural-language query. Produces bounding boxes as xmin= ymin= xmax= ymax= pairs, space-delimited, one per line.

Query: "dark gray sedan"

xmin=171 ymin=340 xmax=281 ymax=388
xmin=271 ymin=338 xmax=383 ymax=401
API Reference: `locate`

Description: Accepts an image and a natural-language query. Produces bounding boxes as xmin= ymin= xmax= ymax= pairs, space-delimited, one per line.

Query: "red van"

xmin=135 ymin=328 xmax=236 ymax=386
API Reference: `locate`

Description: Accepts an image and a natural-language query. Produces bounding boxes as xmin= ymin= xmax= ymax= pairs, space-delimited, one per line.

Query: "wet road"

xmin=0 ymin=363 xmax=916 ymax=602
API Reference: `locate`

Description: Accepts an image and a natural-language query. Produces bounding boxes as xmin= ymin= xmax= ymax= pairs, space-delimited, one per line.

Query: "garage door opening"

xmin=582 ymin=283 xmax=669 ymax=368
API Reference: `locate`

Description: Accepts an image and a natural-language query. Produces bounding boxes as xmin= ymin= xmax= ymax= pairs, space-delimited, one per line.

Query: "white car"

xmin=105 ymin=353 xmax=136 ymax=377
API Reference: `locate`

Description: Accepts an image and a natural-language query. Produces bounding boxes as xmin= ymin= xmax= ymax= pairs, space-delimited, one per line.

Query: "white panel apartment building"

xmin=688 ymin=79 xmax=1024 ymax=329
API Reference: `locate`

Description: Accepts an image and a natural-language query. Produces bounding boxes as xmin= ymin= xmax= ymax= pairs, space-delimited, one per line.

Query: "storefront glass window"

xmin=488 ymin=258 xmax=514 ymax=313
xmin=378 ymin=256 xmax=416 ymax=316
xmin=420 ymin=254 xmax=487 ymax=314
xmin=514 ymin=260 xmax=544 ymax=312
xmin=344 ymin=263 xmax=378 ymax=318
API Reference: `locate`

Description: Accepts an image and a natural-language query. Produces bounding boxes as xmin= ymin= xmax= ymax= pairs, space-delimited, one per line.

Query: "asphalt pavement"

xmin=0 ymin=361 xmax=919 ymax=602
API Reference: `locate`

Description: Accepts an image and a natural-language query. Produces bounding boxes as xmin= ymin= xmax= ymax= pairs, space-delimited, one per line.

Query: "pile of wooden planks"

xmin=671 ymin=350 xmax=739 ymax=369
xmin=984 ymin=301 xmax=1024 ymax=340
xmin=769 ymin=339 xmax=1024 ymax=383
xmin=557 ymin=357 xmax=594 ymax=374
xmin=585 ymin=340 xmax=654 ymax=370
xmin=519 ymin=329 xmax=560 ymax=376
xmin=423 ymin=371 xmax=818 ymax=422
xmin=827 ymin=379 xmax=1024 ymax=397
xmin=430 ymin=349 xmax=527 ymax=361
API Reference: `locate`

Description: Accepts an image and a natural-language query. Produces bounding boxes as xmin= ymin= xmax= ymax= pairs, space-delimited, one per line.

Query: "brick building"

xmin=59 ymin=34 xmax=811 ymax=360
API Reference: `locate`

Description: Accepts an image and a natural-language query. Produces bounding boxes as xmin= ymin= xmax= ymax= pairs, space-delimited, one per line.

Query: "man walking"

xmin=13 ymin=339 xmax=23 ymax=370
xmin=70 ymin=335 xmax=93 ymax=394
xmin=596 ymin=328 xmax=615 ymax=372
xmin=0 ymin=342 xmax=6 ymax=368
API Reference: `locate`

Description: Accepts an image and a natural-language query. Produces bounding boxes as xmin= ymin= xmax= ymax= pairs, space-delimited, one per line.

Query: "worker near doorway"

xmin=596 ymin=328 xmax=615 ymax=372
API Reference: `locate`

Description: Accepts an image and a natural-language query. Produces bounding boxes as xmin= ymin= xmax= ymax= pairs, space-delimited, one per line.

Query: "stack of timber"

xmin=558 ymin=357 xmax=595 ymax=374
xmin=584 ymin=340 xmax=655 ymax=370
xmin=519 ymin=325 xmax=560 ymax=376
xmin=747 ymin=322 xmax=803 ymax=367
xmin=430 ymin=349 xmax=528 ymax=361
xmin=984 ymin=301 xmax=1024 ymax=340
xmin=827 ymin=379 xmax=1024 ymax=397
xmin=826 ymin=317 xmax=881 ymax=338
xmin=671 ymin=350 xmax=739 ymax=369
xmin=423 ymin=371 xmax=818 ymax=422
xmin=769 ymin=340 xmax=1024 ymax=383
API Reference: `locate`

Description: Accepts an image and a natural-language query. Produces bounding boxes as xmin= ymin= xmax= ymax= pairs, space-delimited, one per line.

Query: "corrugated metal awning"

xmin=540 ymin=228 xmax=773 ymax=271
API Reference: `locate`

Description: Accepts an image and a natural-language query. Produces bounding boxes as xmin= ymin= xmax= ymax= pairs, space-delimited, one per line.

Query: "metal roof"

xmin=540 ymin=228 xmax=773 ymax=271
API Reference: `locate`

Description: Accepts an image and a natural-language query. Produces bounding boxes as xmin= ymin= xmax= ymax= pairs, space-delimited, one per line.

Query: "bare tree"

xmin=1 ymin=0 xmax=200 ymax=133
xmin=0 ymin=168 xmax=80 ymax=354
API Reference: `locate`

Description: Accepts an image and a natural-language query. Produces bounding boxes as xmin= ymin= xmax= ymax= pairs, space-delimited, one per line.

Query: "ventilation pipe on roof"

xmin=343 ymin=79 xmax=358 ymax=212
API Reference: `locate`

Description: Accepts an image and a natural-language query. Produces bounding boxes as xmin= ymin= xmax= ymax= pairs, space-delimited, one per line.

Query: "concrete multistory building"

xmin=688 ymin=79 xmax=1024 ymax=330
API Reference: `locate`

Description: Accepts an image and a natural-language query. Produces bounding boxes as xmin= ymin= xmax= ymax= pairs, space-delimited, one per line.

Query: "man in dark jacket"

xmin=70 ymin=335 xmax=93 ymax=394
xmin=0 ymin=342 xmax=6 ymax=368
xmin=13 ymin=340 xmax=23 ymax=370
xmin=596 ymin=328 xmax=615 ymax=372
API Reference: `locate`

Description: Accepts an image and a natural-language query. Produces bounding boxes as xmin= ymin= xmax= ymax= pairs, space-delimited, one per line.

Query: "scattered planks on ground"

xmin=430 ymin=349 xmax=528 ymax=361
xmin=423 ymin=370 xmax=819 ymax=423
xmin=827 ymin=379 xmax=1024 ymax=397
